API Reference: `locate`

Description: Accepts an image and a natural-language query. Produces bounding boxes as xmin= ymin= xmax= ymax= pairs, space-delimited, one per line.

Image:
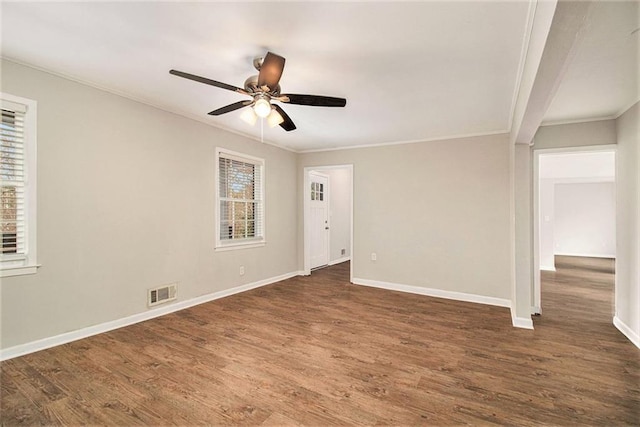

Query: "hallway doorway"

xmin=303 ymin=165 xmax=353 ymax=281
xmin=533 ymin=146 xmax=616 ymax=316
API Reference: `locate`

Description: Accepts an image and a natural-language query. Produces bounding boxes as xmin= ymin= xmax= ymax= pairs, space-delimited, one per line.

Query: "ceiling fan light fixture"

xmin=240 ymin=107 xmax=258 ymax=126
xmin=267 ymin=108 xmax=284 ymax=128
xmin=253 ymin=97 xmax=271 ymax=118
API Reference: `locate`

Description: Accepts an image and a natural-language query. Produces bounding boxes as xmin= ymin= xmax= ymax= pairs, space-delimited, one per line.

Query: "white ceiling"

xmin=542 ymin=0 xmax=639 ymax=125
xmin=1 ymin=1 xmax=637 ymax=152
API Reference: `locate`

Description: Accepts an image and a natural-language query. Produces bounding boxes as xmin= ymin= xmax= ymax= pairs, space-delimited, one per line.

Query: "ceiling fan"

xmin=170 ymin=52 xmax=347 ymax=132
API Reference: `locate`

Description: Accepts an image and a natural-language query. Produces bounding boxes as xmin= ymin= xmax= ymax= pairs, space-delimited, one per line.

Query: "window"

xmin=1 ymin=93 xmax=37 ymax=277
xmin=311 ymin=182 xmax=324 ymax=201
xmin=216 ymin=148 xmax=264 ymax=250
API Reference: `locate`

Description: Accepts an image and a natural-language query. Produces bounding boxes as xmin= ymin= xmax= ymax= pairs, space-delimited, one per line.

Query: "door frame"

xmin=303 ymin=165 xmax=354 ymax=281
xmin=532 ymin=144 xmax=617 ymax=314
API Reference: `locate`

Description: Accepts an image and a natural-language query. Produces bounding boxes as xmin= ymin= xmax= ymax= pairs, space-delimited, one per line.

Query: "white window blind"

xmin=216 ymin=149 xmax=264 ymax=248
xmin=1 ymin=101 xmax=27 ymax=256
xmin=0 ymin=93 xmax=37 ymax=277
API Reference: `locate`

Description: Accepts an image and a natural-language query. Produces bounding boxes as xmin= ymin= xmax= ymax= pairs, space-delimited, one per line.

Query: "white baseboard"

xmin=540 ymin=265 xmax=556 ymax=272
xmin=613 ymin=316 xmax=640 ymax=349
xmin=351 ymin=277 xmax=535 ymax=330
xmin=0 ymin=271 xmax=300 ymax=361
xmin=352 ymin=277 xmax=511 ymax=308
xmin=554 ymin=252 xmax=616 ymax=259
xmin=329 ymin=256 xmax=351 ymax=266
xmin=531 ymin=306 xmax=541 ymax=315
xmin=511 ymin=313 xmax=534 ymax=329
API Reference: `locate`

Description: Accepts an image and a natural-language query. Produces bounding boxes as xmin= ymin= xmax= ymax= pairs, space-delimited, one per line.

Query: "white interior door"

xmin=309 ymin=172 xmax=329 ymax=269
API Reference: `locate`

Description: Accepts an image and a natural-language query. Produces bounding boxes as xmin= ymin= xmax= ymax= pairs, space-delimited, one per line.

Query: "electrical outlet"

xmin=371 ymin=252 xmax=377 ymax=261
xmin=239 ymin=266 xmax=245 ymax=276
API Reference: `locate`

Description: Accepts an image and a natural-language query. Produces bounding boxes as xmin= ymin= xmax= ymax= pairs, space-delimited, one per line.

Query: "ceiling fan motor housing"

xmin=252 ymin=56 xmax=264 ymax=71
xmin=244 ymin=75 xmax=259 ymax=92
xmin=244 ymin=75 xmax=281 ymax=96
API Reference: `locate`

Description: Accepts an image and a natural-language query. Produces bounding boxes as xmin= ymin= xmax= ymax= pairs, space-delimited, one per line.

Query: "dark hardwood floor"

xmin=1 ymin=257 xmax=638 ymax=425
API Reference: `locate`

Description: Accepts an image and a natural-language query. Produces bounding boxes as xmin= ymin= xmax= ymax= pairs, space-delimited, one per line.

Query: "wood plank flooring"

xmin=1 ymin=257 xmax=639 ymax=425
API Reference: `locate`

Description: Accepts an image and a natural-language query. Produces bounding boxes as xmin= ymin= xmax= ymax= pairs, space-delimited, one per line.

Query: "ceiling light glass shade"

xmin=240 ymin=108 xmax=258 ymax=126
xmin=253 ymin=98 xmax=272 ymax=118
xmin=267 ymin=108 xmax=284 ymax=127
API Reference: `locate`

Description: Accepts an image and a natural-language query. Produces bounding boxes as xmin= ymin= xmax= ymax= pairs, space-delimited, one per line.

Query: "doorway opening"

xmin=533 ymin=145 xmax=616 ymax=316
xmin=303 ymin=165 xmax=353 ymax=281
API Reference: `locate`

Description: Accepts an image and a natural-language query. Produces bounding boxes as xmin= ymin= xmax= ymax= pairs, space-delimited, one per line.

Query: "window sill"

xmin=215 ymin=241 xmax=266 ymax=252
xmin=0 ymin=264 xmax=40 ymax=278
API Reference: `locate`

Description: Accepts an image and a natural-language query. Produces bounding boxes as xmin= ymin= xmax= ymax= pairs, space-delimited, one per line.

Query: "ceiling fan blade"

xmin=170 ymin=69 xmax=246 ymax=94
xmin=208 ymin=100 xmax=253 ymax=116
xmin=273 ymin=104 xmax=296 ymax=132
xmin=257 ymin=52 xmax=285 ymax=91
xmin=281 ymin=94 xmax=346 ymax=107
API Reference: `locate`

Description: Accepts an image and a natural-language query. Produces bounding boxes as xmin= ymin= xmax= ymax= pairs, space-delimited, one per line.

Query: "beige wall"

xmin=533 ymin=119 xmax=617 ymax=149
xmin=554 ymin=182 xmax=616 ymax=257
xmin=299 ymin=135 xmax=513 ymax=300
xmin=615 ymin=102 xmax=640 ymax=343
xmin=513 ymin=144 xmax=532 ymax=322
xmin=0 ymin=60 xmax=298 ymax=349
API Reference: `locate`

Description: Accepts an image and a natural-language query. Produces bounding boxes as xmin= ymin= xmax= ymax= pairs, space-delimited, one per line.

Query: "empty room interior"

xmin=1 ymin=1 xmax=639 ymax=425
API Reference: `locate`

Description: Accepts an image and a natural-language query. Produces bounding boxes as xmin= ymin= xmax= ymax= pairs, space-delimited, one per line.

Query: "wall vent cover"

xmin=148 ymin=283 xmax=177 ymax=307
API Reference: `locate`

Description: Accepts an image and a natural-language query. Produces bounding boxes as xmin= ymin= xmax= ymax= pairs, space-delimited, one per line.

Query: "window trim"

xmin=215 ymin=147 xmax=265 ymax=251
xmin=0 ymin=93 xmax=38 ymax=278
